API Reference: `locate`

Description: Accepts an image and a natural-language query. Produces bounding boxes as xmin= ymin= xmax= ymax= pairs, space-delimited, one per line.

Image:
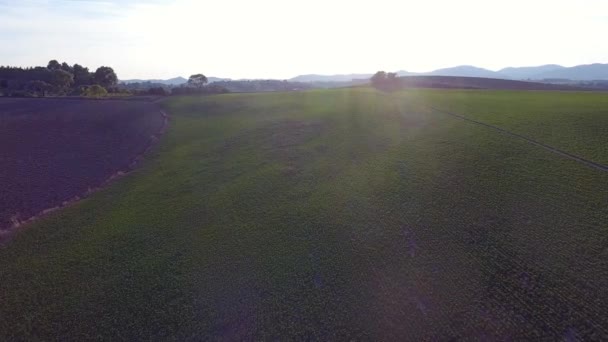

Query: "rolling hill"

xmin=289 ymin=73 xmax=373 ymax=82
xmin=426 ymin=65 xmax=501 ymax=78
xmin=289 ymin=63 xmax=608 ymax=82
xmin=531 ymin=63 xmax=608 ymax=80
xmin=120 ymin=63 xmax=608 ymax=87
xmin=498 ymin=64 xmax=565 ymax=79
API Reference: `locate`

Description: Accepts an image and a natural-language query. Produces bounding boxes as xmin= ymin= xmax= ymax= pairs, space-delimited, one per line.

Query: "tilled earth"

xmin=0 ymin=97 xmax=164 ymax=231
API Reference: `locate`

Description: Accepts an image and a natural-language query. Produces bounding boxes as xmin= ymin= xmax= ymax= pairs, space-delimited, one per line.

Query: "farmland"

xmin=1 ymin=88 xmax=607 ymax=339
xmin=0 ymin=98 xmax=164 ymax=232
xmin=415 ymin=89 xmax=608 ymax=165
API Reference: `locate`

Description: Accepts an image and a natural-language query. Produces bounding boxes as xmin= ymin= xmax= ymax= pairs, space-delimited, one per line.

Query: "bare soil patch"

xmin=0 ymin=98 xmax=166 ymax=234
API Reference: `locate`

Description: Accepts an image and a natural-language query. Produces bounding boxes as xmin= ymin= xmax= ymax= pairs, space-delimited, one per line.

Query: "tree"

xmin=371 ymin=71 xmax=387 ymax=88
xmin=370 ymin=71 xmax=400 ymax=91
xmin=51 ymin=69 xmax=74 ymax=92
xmin=188 ymin=74 xmax=208 ymax=89
xmin=60 ymin=62 xmax=74 ymax=74
xmin=93 ymin=66 xmax=118 ymax=88
xmin=0 ymin=61 xmax=119 ymax=97
xmin=84 ymin=85 xmax=108 ymax=98
xmin=73 ymin=64 xmax=92 ymax=86
xmin=386 ymin=72 xmax=399 ymax=89
xmin=26 ymin=80 xmax=53 ymax=97
xmin=47 ymin=60 xmax=61 ymax=71
xmin=0 ymin=79 xmax=8 ymax=96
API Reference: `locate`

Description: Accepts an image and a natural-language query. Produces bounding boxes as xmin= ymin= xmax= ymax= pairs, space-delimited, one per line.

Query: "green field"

xmin=417 ymin=89 xmax=608 ymax=165
xmin=1 ymin=88 xmax=607 ymax=340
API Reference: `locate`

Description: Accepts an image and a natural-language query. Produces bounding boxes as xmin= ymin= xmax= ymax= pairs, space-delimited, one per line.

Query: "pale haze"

xmin=1 ymin=0 xmax=607 ymax=79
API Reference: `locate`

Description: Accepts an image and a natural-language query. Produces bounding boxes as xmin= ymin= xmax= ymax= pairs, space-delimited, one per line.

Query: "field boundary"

xmin=428 ymin=105 xmax=608 ymax=173
xmin=0 ymin=108 xmax=170 ymax=243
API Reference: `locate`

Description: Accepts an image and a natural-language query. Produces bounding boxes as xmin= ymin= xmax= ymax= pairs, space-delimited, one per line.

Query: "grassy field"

xmin=415 ymin=89 xmax=608 ymax=165
xmin=1 ymin=88 xmax=607 ymax=340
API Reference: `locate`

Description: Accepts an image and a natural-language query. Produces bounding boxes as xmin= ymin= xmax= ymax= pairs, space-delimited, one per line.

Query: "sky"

xmin=0 ymin=0 xmax=607 ymax=80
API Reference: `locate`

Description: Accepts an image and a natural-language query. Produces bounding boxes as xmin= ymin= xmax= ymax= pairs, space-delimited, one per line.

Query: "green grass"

xmin=412 ymin=89 xmax=608 ymax=165
xmin=1 ymin=88 xmax=607 ymax=340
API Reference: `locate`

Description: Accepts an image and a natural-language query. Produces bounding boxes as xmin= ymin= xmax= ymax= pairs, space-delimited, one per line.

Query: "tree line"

xmin=370 ymin=71 xmax=401 ymax=91
xmin=121 ymin=74 xmax=229 ymax=96
xmin=0 ymin=60 xmax=118 ymax=97
xmin=121 ymin=75 xmax=312 ymax=95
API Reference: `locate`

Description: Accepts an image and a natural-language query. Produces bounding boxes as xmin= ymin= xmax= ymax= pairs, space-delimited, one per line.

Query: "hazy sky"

xmin=1 ymin=0 xmax=607 ymax=79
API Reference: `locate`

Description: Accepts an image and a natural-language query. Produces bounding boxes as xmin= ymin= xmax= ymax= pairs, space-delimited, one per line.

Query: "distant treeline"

xmin=120 ymin=82 xmax=229 ymax=96
xmin=0 ymin=60 xmax=118 ymax=97
xmin=120 ymin=78 xmax=315 ymax=95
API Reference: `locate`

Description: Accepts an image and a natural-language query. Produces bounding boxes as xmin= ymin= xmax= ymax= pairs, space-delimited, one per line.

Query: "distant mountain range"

xmin=120 ymin=63 xmax=608 ymax=85
xmin=289 ymin=74 xmax=374 ymax=83
xmin=497 ymin=64 xmax=565 ymax=79
xmin=286 ymin=63 xmax=608 ymax=83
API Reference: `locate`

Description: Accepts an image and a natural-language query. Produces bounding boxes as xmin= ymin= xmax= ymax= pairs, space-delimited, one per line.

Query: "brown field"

xmin=0 ymin=98 xmax=165 ymax=233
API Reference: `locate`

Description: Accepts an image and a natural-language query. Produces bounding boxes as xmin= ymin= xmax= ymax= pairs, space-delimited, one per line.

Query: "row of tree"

xmin=370 ymin=71 xmax=401 ymax=91
xmin=119 ymin=74 xmax=229 ymax=96
xmin=0 ymin=60 xmax=118 ymax=97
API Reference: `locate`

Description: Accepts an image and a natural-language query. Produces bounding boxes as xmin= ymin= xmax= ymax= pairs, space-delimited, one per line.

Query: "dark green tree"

xmin=371 ymin=71 xmax=387 ymax=88
xmin=26 ymin=80 xmax=53 ymax=97
xmin=73 ymin=64 xmax=92 ymax=86
xmin=85 ymin=84 xmax=108 ymax=98
xmin=51 ymin=69 xmax=74 ymax=92
xmin=386 ymin=72 xmax=399 ymax=89
xmin=371 ymin=71 xmax=400 ymax=91
xmin=93 ymin=66 xmax=118 ymax=88
xmin=47 ymin=60 xmax=61 ymax=71
xmin=0 ymin=79 xmax=9 ymax=96
xmin=188 ymin=74 xmax=208 ymax=89
xmin=60 ymin=62 xmax=74 ymax=74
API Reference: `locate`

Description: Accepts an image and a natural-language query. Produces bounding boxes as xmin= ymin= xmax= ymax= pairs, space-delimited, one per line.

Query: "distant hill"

xmin=290 ymin=63 xmax=608 ymax=83
xmin=289 ymin=66 xmax=505 ymax=83
xmin=427 ymin=64 xmax=608 ymax=81
xmin=289 ymin=74 xmax=373 ymax=82
xmin=396 ymin=70 xmax=418 ymax=77
xmin=531 ymin=63 xmax=608 ymax=80
xmin=121 ymin=76 xmax=229 ymax=85
xmin=498 ymin=65 xmax=565 ymax=79
xmin=427 ymin=65 xmax=501 ymax=78
xmin=123 ymin=63 xmax=608 ymax=87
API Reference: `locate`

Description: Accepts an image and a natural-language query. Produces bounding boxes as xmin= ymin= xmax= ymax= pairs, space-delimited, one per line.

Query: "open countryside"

xmin=3 ymin=0 xmax=608 ymax=339
xmin=1 ymin=87 xmax=607 ymax=340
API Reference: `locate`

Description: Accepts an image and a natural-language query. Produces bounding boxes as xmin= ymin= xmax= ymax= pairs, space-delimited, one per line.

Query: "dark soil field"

xmin=0 ymin=98 xmax=164 ymax=232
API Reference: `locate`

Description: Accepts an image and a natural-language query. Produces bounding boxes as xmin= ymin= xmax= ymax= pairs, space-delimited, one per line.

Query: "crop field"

xmin=398 ymin=75 xmax=588 ymax=91
xmin=0 ymin=89 xmax=607 ymax=339
xmin=0 ymin=98 xmax=164 ymax=232
xmin=415 ymin=89 xmax=608 ymax=165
